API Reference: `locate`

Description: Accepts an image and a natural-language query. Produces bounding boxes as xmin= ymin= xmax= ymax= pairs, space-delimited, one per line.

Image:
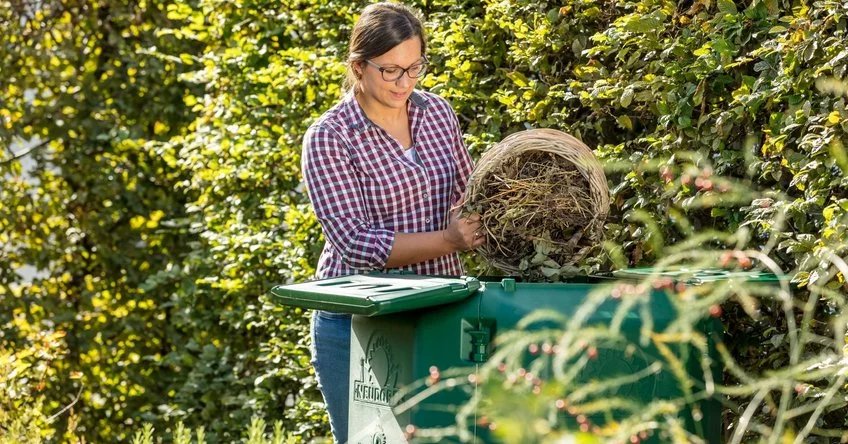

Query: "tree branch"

xmin=46 ymin=383 xmax=84 ymax=423
xmin=0 ymin=139 xmax=49 ymax=166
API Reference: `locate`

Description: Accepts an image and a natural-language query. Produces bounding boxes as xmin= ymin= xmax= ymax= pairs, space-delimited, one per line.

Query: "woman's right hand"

xmin=443 ymin=208 xmax=486 ymax=252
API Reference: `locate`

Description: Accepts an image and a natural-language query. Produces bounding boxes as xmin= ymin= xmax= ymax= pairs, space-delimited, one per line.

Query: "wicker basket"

xmin=464 ymin=128 xmax=610 ymax=277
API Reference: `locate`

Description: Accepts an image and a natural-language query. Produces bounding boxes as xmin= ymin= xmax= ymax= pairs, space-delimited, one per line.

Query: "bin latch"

xmin=462 ymin=319 xmax=494 ymax=363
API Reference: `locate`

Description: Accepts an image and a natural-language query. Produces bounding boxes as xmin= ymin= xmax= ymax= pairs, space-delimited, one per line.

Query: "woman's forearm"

xmin=383 ymin=212 xmax=484 ymax=268
xmin=384 ymin=231 xmax=456 ymax=268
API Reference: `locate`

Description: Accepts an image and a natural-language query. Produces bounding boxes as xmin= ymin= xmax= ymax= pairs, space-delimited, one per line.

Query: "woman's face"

xmin=356 ymin=36 xmax=423 ymax=110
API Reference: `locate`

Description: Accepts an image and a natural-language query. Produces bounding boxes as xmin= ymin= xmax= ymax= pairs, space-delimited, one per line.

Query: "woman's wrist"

xmin=440 ymin=228 xmax=461 ymax=253
xmin=435 ymin=229 xmax=464 ymax=257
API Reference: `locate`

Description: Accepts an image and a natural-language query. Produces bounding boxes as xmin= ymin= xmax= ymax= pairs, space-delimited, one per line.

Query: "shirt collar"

xmin=344 ymin=90 xmax=430 ymax=133
xmin=409 ymin=90 xmax=430 ymax=109
xmin=344 ymin=91 xmax=372 ymax=132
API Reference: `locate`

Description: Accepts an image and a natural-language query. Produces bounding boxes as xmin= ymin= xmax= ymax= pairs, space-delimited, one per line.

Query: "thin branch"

xmin=46 ymin=383 xmax=84 ymax=423
xmin=729 ymin=389 xmax=769 ymax=444
xmin=0 ymin=139 xmax=49 ymax=166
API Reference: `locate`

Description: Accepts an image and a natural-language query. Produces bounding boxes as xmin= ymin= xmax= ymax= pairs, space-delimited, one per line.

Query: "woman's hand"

xmin=443 ymin=208 xmax=486 ymax=252
xmin=384 ymin=206 xmax=486 ymax=268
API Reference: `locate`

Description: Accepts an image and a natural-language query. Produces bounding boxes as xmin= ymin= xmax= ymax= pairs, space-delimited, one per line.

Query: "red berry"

xmin=611 ymin=287 xmax=622 ymax=299
xmin=555 ymin=399 xmax=566 ymax=410
xmin=709 ymin=305 xmax=722 ymax=318
xmin=660 ymin=166 xmax=674 ymax=183
xmin=576 ymin=414 xmax=587 ymax=424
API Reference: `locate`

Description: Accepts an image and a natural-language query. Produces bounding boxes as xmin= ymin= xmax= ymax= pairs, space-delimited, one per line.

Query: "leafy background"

xmin=2 ymin=0 xmax=847 ymax=441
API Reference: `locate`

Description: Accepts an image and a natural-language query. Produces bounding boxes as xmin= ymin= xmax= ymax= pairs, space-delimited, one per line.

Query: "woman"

xmin=300 ymin=3 xmax=484 ymax=442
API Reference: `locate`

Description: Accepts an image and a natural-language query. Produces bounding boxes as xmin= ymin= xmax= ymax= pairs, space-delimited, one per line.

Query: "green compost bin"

xmin=270 ymin=269 xmax=779 ymax=443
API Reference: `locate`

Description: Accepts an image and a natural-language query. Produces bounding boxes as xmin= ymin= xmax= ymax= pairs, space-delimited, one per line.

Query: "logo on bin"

xmin=370 ymin=425 xmax=387 ymax=444
xmin=353 ymin=332 xmax=401 ymax=407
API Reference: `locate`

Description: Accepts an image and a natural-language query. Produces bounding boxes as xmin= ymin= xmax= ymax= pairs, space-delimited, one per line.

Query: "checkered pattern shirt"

xmin=302 ymin=90 xmax=475 ymax=279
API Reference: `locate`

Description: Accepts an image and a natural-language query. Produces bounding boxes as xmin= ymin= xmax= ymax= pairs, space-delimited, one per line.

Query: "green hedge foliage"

xmin=2 ymin=0 xmax=847 ymax=441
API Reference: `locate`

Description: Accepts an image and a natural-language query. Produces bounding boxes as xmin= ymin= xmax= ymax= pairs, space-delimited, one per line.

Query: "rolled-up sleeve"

xmin=301 ymin=124 xmax=395 ymax=269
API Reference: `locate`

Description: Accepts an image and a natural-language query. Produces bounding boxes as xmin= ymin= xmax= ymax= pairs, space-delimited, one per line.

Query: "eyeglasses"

xmin=364 ymin=58 xmax=428 ymax=82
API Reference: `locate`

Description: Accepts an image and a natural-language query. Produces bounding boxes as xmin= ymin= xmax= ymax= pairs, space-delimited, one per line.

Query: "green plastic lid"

xmin=612 ymin=267 xmax=782 ymax=284
xmin=269 ymin=273 xmax=481 ymax=316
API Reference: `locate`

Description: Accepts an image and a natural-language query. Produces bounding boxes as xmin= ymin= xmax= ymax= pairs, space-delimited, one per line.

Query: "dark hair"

xmin=344 ymin=2 xmax=426 ymax=94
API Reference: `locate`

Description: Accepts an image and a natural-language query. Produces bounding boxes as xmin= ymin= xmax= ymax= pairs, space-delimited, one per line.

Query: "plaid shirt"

xmin=302 ymin=90 xmax=474 ymax=279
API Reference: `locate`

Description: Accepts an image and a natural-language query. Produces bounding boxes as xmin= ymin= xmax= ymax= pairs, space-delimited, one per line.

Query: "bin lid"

xmin=269 ymin=274 xmax=481 ymax=316
xmin=612 ymin=267 xmax=782 ymax=284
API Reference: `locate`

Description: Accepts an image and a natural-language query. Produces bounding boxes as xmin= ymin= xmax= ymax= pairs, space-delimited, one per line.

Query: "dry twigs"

xmin=462 ymin=129 xmax=610 ymax=280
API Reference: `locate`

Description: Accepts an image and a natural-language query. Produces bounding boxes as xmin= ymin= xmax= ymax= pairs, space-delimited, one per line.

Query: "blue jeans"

xmin=311 ymin=311 xmax=351 ymax=444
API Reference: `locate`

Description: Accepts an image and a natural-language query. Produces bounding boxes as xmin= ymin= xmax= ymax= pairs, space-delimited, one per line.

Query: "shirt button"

xmin=425 ymin=218 xmax=431 ymax=223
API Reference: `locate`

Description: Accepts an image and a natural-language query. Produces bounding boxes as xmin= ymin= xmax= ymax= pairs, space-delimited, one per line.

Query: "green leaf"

xmin=718 ymin=0 xmax=738 ymax=14
xmin=622 ymin=12 xmax=665 ymax=34
xmin=620 ymin=88 xmax=634 ymax=108
xmin=829 ymin=139 xmax=848 ymax=173
xmin=693 ymin=44 xmax=712 ymax=57
xmin=540 ymin=266 xmax=560 ymax=277
xmin=506 ymin=71 xmax=529 ymax=88
xmin=823 ymin=205 xmax=837 ymax=222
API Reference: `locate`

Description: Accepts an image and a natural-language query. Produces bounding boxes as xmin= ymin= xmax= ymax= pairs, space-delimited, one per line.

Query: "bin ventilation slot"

xmin=338 ymin=284 xmax=391 ymax=290
xmin=376 ymin=286 xmax=417 ymax=293
xmin=316 ymin=280 xmax=352 ymax=287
